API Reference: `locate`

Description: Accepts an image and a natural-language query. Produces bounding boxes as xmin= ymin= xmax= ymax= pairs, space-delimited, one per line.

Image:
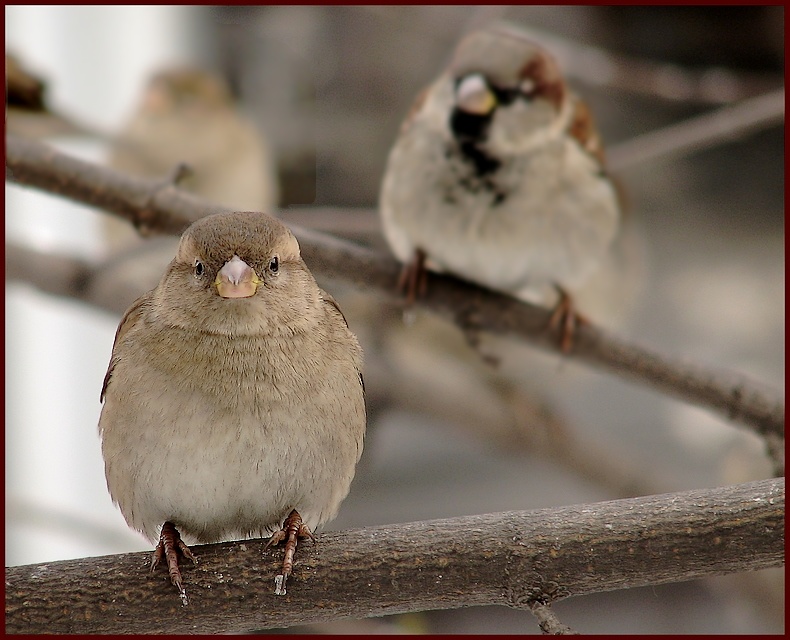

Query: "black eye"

xmin=518 ymin=78 xmax=537 ymax=98
xmin=269 ymin=256 xmax=279 ymax=273
xmin=194 ymin=259 xmax=204 ymax=277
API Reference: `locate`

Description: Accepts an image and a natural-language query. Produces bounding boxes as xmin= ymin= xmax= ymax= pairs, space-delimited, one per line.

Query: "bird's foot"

xmin=265 ymin=509 xmax=316 ymax=596
xmin=150 ymin=521 xmax=197 ymax=605
xmin=397 ymin=249 xmax=428 ymax=305
xmin=548 ymin=287 xmax=589 ymax=354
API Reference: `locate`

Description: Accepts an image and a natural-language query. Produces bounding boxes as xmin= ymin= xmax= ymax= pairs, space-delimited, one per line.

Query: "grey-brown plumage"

xmin=98 ymin=211 xmax=365 ymax=599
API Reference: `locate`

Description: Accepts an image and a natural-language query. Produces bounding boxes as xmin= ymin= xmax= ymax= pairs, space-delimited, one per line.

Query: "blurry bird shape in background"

xmin=379 ymin=23 xmax=646 ymax=353
xmin=104 ymin=66 xmax=279 ymax=251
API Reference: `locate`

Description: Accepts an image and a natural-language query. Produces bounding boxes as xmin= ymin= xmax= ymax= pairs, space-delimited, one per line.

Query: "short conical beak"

xmin=455 ymin=73 xmax=497 ymax=115
xmin=215 ymin=255 xmax=260 ymax=299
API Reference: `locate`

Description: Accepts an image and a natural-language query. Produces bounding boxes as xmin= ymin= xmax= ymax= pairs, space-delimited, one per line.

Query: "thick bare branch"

xmin=5 ymin=134 xmax=784 ymax=445
xmin=5 ymin=477 xmax=784 ymax=635
xmin=6 ymin=133 xmax=225 ymax=235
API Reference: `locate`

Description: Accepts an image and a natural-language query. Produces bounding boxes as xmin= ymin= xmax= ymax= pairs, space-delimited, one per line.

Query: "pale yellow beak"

xmin=215 ymin=255 xmax=261 ymax=299
xmin=455 ymin=73 xmax=497 ymax=115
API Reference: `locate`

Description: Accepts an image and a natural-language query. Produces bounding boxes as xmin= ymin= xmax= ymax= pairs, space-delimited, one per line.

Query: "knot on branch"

xmin=505 ymin=578 xmax=570 ymax=610
xmin=503 ymin=538 xmax=570 ymax=611
xmin=135 ymin=163 xmax=195 ymax=236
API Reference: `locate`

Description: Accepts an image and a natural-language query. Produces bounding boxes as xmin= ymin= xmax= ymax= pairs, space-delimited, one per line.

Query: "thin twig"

xmin=607 ymin=88 xmax=785 ymax=172
xmin=528 ymin=601 xmax=579 ymax=635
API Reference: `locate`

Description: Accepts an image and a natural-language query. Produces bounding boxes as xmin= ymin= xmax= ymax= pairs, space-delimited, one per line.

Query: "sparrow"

xmin=105 ymin=67 xmax=279 ymax=250
xmin=97 ymin=211 xmax=366 ymax=601
xmin=379 ymin=24 xmax=623 ymax=351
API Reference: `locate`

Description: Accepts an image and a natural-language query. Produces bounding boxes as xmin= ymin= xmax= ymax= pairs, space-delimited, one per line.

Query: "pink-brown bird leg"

xmin=548 ymin=286 xmax=589 ymax=354
xmin=150 ymin=521 xmax=197 ymax=603
xmin=265 ymin=509 xmax=316 ymax=596
xmin=397 ymin=248 xmax=428 ymax=305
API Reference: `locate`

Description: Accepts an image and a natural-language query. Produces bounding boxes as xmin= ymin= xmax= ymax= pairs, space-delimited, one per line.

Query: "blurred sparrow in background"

xmin=98 ymin=211 xmax=366 ymax=601
xmin=380 ymin=24 xmax=629 ymax=351
xmin=105 ymin=67 xmax=279 ymax=250
xmin=369 ymin=22 xmax=646 ymax=464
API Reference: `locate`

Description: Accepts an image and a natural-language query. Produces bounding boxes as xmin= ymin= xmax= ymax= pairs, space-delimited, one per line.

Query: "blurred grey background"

xmin=5 ymin=6 xmax=784 ymax=634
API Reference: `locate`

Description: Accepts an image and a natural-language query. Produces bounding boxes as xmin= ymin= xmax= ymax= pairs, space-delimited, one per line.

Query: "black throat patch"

xmin=449 ymin=108 xmax=501 ymax=178
xmin=446 ymin=108 xmax=506 ymax=205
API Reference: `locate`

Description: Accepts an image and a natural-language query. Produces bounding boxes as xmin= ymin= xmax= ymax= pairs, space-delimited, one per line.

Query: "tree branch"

xmin=295 ymin=228 xmax=785 ymax=448
xmin=5 ymin=134 xmax=784 ymax=450
xmin=607 ymin=88 xmax=786 ymax=172
xmin=5 ymin=477 xmax=784 ymax=634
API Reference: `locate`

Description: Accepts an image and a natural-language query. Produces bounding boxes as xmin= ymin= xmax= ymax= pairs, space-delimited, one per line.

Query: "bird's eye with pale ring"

xmin=194 ymin=259 xmax=205 ymax=278
xmin=519 ymin=78 xmax=536 ymax=96
xmin=269 ymin=256 xmax=279 ymax=274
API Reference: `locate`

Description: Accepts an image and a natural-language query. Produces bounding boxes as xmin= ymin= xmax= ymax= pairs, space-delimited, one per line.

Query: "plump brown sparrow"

xmin=105 ymin=67 xmax=278 ymax=250
xmin=98 ymin=211 xmax=366 ymax=602
xmin=379 ymin=24 xmax=622 ymax=351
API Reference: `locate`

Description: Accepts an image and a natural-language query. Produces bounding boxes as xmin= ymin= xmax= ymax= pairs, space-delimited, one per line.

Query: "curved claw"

xmin=150 ymin=521 xmax=197 ymax=604
xmin=266 ymin=509 xmax=316 ymax=596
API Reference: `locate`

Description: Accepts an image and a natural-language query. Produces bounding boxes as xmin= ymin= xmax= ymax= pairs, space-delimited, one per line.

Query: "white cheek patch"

xmin=519 ymin=78 xmax=536 ymax=95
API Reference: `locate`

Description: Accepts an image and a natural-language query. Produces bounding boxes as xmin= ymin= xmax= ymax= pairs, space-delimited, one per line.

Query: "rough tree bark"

xmin=5 ymin=478 xmax=784 ymax=634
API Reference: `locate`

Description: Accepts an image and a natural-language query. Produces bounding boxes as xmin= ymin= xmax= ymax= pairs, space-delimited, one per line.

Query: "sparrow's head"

xmin=154 ymin=211 xmax=321 ymax=336
xmin=445 ymin=26 xmax=569 ymax=154
xmin=141 ymin=67 xmax=233 ymax=116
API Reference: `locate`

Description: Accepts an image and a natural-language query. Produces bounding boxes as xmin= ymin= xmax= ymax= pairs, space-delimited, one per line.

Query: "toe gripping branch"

xmin=549 ymin=286 xmax=589 ymax=354
xmin=151 ymin=521 xmax=197 ymax=604
xmin=265 ymin=509 xmax=316 ymax=596
xmin=397 ymin=249 xmax=428 ymax=305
